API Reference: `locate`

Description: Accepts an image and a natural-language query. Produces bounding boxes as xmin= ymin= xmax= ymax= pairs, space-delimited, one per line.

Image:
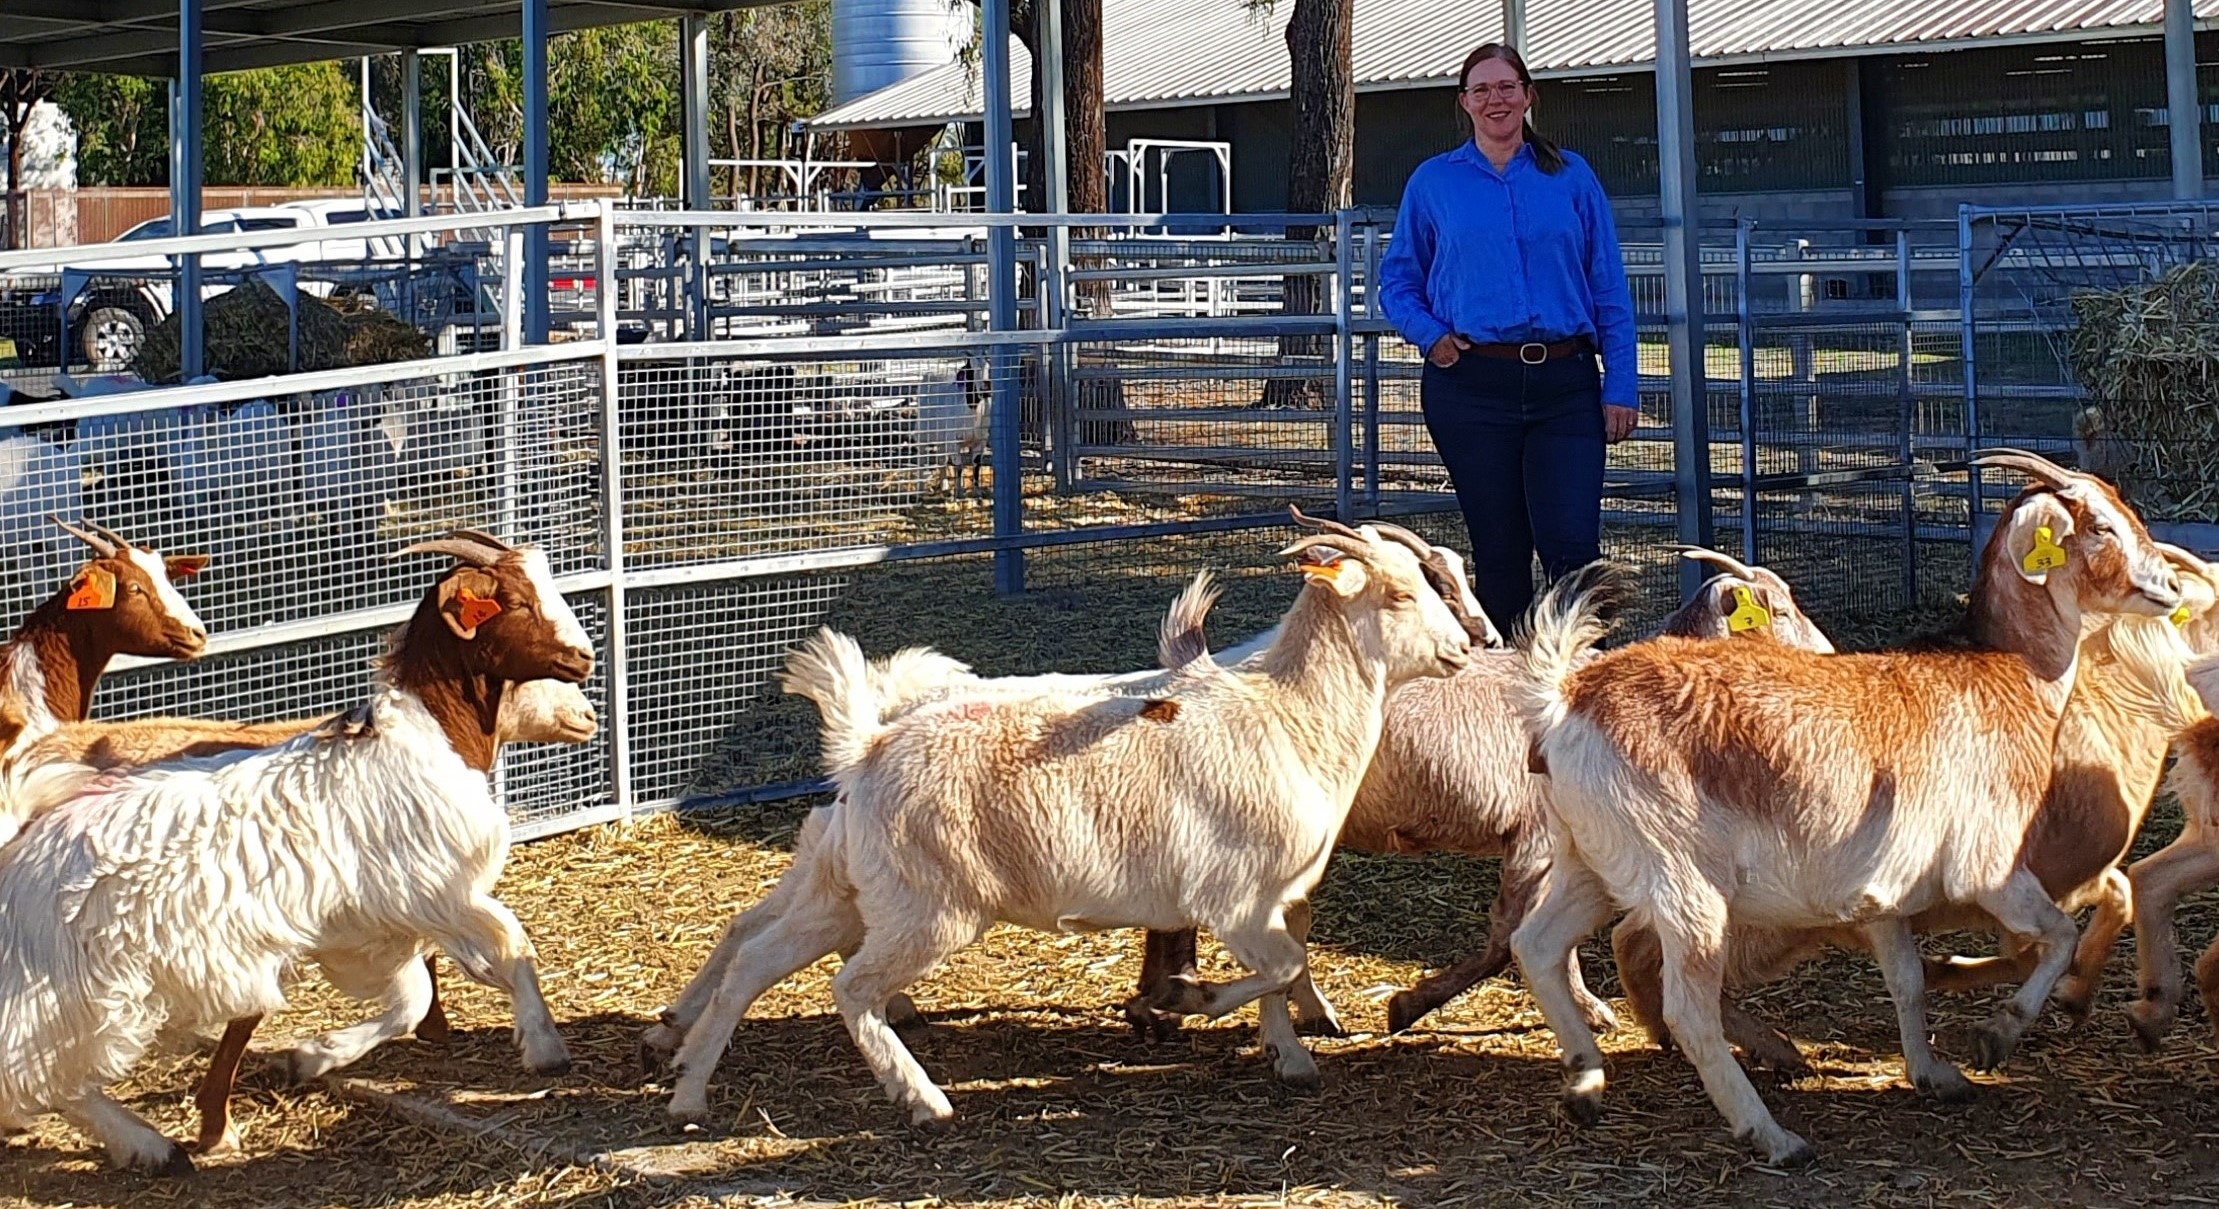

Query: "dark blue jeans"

xmin=1419 ymin=352 xmax=1606 ymax=630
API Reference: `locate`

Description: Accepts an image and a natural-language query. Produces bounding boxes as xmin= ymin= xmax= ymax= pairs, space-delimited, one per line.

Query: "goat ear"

xmin=1297 ymin=553 xmax=1368 ymax=598
xmin=164 ymin=553 xmax=209 ymax=580
xmin=2002 ymin=494 xmax=2076 ymax=586
xmin=436 ymin=567 xmax=505 ymax=641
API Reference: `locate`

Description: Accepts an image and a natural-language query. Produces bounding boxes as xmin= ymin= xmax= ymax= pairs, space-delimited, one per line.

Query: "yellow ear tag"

xmin=2173 ymin=603 xmax=2193 ymax=628
xmin=1727 ymin=586 xmax=1772 ymax=633
xmin=1298 ymin=558 xmax=1345 ymax=589
xmin=2022 ymin=525 xmax=2067 ymax=575
xmin=65 ymin=567 xmax=116 ymax=611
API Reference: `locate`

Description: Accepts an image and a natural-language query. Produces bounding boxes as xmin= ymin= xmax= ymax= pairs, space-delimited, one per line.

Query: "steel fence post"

xmin=1334 ymin=208 xmax=1355 ymax=522
xmin=596 ymin=206 xmax=635 ymax=821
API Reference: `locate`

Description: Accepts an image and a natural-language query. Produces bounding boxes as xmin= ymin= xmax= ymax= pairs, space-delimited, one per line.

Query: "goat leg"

xmin=193 ymin=1015 xmax=260 ymax=1155
xmin=415 ymin=955 xmax=452 ymax=1050
xmin=1124 ymin=928 xmax=1200 ymax=1042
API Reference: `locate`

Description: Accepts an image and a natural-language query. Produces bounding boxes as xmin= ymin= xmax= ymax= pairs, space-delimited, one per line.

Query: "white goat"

xmin=1510 ymin=449 xmax=2184 ymax=1166
xmin=918 ymin=363 xmax=991 ymax=499
xmin=657 ymin=528 xmax=1471 ymax=1126
xmin=0 ymin=529 xmax=595 ymax=1174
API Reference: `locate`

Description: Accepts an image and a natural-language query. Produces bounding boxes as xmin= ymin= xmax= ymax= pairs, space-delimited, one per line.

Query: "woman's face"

xmin=1460 ymin=57 xmax=1530 ymax=145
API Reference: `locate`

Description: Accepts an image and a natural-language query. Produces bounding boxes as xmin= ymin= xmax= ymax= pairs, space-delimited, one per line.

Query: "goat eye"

xmin=1389 ymin=591 xmax=1415 ymax=605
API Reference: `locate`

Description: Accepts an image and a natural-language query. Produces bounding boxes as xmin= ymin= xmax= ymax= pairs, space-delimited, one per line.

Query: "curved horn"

xmin=447 ymin=527 xmax=516 ymax=552
xmin=1969 ymin=447 xmax=2076 ymax=488
xmin=87 ymin=520 xmax=136 ymax=552
xmin=1671 ymin=543 xmax=1760 ymax=581
xmin=1286 ymin=504 xmax=1366 ymax=541
xmin=47 ymin=514 xmax=115 ymax=558
xmin=396 ymin=535 xmax=506 ymax=567
xmin=1278 ymin=533 xmax=1372 ymax=564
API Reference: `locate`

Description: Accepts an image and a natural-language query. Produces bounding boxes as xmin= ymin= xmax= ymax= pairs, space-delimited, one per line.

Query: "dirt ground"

xmin=7 ymin=801 xmax=2219 ymax=1209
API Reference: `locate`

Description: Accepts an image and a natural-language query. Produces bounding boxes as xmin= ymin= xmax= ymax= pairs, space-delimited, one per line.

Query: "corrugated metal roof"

xmin=812 ymin=0 xmax=2219 ymax=130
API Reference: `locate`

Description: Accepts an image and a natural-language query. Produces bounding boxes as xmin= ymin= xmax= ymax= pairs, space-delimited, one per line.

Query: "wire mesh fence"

xmin=8 ymin=200 xmax=2168 ymax=836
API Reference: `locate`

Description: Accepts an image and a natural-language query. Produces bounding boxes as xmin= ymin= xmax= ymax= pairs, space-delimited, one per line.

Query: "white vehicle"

xmin=5 ymin=202 xmax=402 ymax=373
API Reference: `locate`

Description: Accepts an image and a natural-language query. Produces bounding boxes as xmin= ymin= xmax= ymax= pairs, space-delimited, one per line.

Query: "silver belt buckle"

xmin=1518 ymin=341 xmax=1548 ymax=365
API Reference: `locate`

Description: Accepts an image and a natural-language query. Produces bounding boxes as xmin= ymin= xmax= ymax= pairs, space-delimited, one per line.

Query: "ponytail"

xmin=1524 ymin=121 xmax=1565 ymax=175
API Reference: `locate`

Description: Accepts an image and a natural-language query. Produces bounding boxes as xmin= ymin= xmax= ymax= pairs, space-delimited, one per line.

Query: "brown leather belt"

xmin=1464 ymin=336 xmax=1593 ymax=365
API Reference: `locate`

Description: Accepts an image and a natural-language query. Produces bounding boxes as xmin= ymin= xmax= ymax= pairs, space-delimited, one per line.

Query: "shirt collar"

xmin=1456 ymin=139 xmax=1533 ymax=177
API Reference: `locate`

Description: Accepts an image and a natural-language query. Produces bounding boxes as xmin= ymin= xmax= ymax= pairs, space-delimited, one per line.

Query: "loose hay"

xmin=130 ymin=280 xmax=431 ymax=385
xmin=2069 ymin=260 xmax=2219 ymax=520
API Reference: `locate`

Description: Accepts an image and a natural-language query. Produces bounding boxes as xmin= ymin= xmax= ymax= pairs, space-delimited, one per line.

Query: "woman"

xmin=1377 ymin=42 xmax=1638 ymax=629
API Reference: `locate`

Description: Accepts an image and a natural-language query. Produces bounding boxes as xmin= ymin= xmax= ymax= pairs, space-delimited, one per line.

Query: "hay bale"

xmin=2068 ymin=260 xmax=2219 ymax=520
xmin=132 ymin=281 xmax=431 ymax=385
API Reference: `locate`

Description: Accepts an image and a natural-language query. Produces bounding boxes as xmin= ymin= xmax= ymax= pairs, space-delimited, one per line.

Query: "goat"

xmin=1509 ymin=448 xmax=2184 ymax=1166
xmin=636 ymin=511 xmax=1501 ymax=1066
xmin=1128 ymin=543 xmax=1840 ymax=1043
xmin=655 ymin=526 xmax=1471 ymax=1126
xmin=1609 ymin=543 xmax=2219 ymax=1078
xmin=918 ymin=362 xmax=991 ymax=499
xmin=153 ymin=678 xmax=599 ymax=1155
xmin=0 ymin=528 xmax=595 ymax=1174
xmin=0 ymin=517 xmax=208 ymax=830
xmin=2118 ymin=646 xmax=2219 ymax=1051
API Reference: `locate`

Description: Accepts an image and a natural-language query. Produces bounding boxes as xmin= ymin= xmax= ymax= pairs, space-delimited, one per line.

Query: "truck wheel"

xmin=80 ymin=303 xmax=147 ymax=372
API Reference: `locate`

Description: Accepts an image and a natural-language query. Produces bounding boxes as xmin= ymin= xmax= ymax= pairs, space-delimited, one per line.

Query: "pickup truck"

xmin=0 ymin=199 xmax=406 ymax=374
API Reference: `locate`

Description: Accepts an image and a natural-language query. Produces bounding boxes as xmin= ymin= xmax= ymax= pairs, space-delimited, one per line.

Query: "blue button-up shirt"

xmin=1377 ymin=142 xmax=1638 ymax=408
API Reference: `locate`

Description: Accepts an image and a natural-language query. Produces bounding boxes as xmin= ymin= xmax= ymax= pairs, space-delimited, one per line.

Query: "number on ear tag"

xmin=1727 ymin=586 xmax=1772 ymax=633
xmin=66 ymin=567 xmax=116 ymax=611
xmin=2022 ymin=525 xmax=2067 ymax=574
xmin=455 ymin=588 xmax=503 ymax=631
xmin=2173 ymin=603 xmax=2193 ymax=628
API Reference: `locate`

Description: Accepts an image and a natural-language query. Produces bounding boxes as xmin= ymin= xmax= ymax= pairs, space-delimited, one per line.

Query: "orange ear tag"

xmin=1298 ymin=558 xmax=1346 ymax=589
xmin=455 ymin=589 xmax=503 ymax=631
xmin=66 ymin=567 xmax=117 ymax=611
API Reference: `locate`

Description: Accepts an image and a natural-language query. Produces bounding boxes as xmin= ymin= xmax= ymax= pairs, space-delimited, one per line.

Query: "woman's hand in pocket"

xmin=1428 ymin=334 xmax=1470 ymax=368
xmin=1603 ymin=404 xmax=1639 ymax=444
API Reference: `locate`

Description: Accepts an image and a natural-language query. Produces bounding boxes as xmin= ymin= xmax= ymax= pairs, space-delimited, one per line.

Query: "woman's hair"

xmin=1460 ymin=42 xmax=1565 ymax=175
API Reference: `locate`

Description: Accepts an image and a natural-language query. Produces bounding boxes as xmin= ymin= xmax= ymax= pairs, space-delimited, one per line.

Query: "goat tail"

xmin=1512 ymin=561 xmax=1626 ymax=750
xmin=0 ymin=759 xmax=104 ymax=850
xmin=1157 ymin=571 xmax=1223 ymax=673
xmin=778 ymin=628 xmax=884 ymax=776
xmin=868 ymin=646 xmax=976 ymax=717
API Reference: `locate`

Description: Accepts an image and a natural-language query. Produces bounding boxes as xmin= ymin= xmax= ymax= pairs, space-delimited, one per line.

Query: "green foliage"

xmin=52 ymin=6 xmax=841 ymax=192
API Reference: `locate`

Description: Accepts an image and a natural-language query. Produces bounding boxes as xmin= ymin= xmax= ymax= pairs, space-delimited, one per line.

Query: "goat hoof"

xmin=1122 ymin=997 xmax=1184 ymax=1043
xmin=136 ymin=1142 xmax=196 ymax=1177
xmin=1384 ymin=993 xmax=1429 ymax=1035
xmin=907 ymin=1104 xmax=957 ymax=1132
xmin=1914 ymin=1068 xmax=1975 ymax=1105
xmin=885 ymin=993 xmax=924 ymax=1029
xmin=1968 ymin=1025 xmax=2015 ymax=1072
xmin=190 ymin=1125 xmax=240 ymax=1157
xmin=1292 ymin=1012 xmax=1345 ymax=1039
xmin=526 ymin=1054 xmax=574 ymax=1077
xmin=665 ymin=1097 xmax=711 ymax=1129
xmin=2126 ymin=1002 xmax=2174 ymax=1053
xmin=1578 ymin=997 xmax=1621 ymax=1034
xmin=1559 ymin=1090 xmax=1604 ymax=1128
xmin=636 ymin=1041 xmax=671 ymax=1082
xmin=1757 ymin=1133 xmax=1818 ymax=1170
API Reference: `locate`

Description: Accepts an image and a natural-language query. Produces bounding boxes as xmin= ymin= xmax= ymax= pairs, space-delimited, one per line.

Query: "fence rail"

xmin=0 ymin=199 xmax=2198 ymax=834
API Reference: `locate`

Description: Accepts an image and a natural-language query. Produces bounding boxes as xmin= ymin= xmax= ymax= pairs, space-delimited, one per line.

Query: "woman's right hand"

xmin=1428 ymin=334 xmax=1471 ymax=368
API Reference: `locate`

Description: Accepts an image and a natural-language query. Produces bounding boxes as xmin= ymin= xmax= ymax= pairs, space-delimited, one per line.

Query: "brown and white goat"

xmin=1128 ymin=544 xmax=1837 ymax=1042
xmin=0 ymin=528 xmax=594 ymax=1174
xmin=1610 ymin=544 xmax=2219 ymax=1077
xmin=0 ymin=517 xmax=207 ymax=765
xmin=1510 ymin=449 xmax=2184 ymax=1167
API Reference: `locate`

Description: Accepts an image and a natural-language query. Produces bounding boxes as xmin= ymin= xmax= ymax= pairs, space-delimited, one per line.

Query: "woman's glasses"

xmin=1461 ymin=82 xmax=1525 ymax=100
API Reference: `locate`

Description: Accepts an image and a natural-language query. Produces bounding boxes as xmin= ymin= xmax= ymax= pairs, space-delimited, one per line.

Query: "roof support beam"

xmin=1653 ymin=0 xmax=1711 ymax=594
xmin=523 ymin=0 xmax=550 ymax=344
xmin=175 ymin=0 xmax=205 ymax=381
xmin=2169 ymin=0 xmax=2203 ymax=199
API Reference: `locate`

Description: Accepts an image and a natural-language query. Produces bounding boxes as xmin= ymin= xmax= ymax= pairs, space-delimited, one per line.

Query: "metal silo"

xmin=830 ymin=0 xmax=971 ymax=106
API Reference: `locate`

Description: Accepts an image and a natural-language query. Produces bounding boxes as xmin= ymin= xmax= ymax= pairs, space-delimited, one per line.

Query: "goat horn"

xmin=446 ymin=527 xmax=516 ymax=552
xmin=47 ymin=514 xmax=115 ymax=558
xmin=1286 ymin=504 xmax=1366 ymax=540
xmin=395 ymin=535 xmax=507 ymax=567
xmin=1969 ymin=447 xmax=2076 ymax=488
xmin=87 ymin=520 xmax=136 ymax=552
xmin=1671 ymin=544 xmax=1761 ymax=581
xmin=1278 ymin=533 xmax=1372 ymax=563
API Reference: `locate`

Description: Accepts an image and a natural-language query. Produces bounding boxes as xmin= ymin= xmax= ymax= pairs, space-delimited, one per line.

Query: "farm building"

xmin=811 ymin=0 xmax=2219 ymax=226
